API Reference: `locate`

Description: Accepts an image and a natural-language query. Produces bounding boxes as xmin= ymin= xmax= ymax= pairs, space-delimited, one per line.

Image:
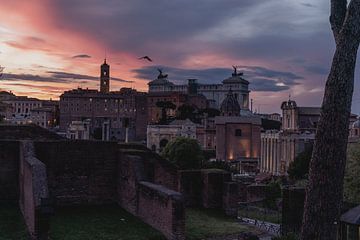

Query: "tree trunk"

xmin=301 ymin=15 xmax=360 ymax=240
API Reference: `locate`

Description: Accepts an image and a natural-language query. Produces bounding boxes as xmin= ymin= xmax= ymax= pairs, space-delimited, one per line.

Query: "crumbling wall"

xmin=34 ymin=141 xmax=119 ymax=205
xmin=19 ymin=141 xmax=49 ymax=240
xmin=138 ymin=182 xmax=185 ymax=240
xmin=177 ymin=169 xmax=231 ymax=208
xmin=202 ymin=170 xmax=231 ymax=208
xmin=0 ymin=137 xmax=184 ymax=240
xmin=282 ymin=187 xmax=305 ymax=235
xmin=178 ymin=170 xmax=203 ymax=206
xmin=223 ymin=182 xmax=249 ymax=216
xmin=0 ymin=141 xmax=19 ymax=202
xmin=246 ymin=184 xmax=268 ymax=202
xmin=117 ymin=153 xmax=185 ymax=240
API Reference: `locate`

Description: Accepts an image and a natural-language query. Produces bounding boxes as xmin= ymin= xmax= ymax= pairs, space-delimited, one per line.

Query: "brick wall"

xmin=138 ymin=182 xmax=185 ymax=240
xmin=117 ymin=153 xmax=185 ymax=240
xmin=282 ymin=187 xmax=305 ymax=235
xmin=178 ymin=170 xmax=203 ymax=206
xmin=202 ymin=170 xmax=231 ymax=208
xmin=117 ymin=154 xmax=145 ymax=213
xmin=0 ymin=141 xmax=19 ymax=202
xmin=0 ymin=138 xmax=184 ymax=240
xmin=177 ymin=169 xmax=231 ymax=208
xmin=19 ymin=141 xmax=50 ymax=239
xmin=246 ymin=184 xmax=268 ymax=202
xmin=223 ymin=182 xmax=249 ymax=216
xmin=34 ymin=140 xmax=119 ymax=205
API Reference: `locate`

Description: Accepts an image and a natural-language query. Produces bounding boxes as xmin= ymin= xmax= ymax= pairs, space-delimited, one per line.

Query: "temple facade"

xmin=261 ymin=99 xmax=357 ymax=175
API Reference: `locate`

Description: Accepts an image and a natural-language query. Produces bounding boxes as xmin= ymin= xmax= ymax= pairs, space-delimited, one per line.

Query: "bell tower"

xmin=100 ymin=59 xmax=110 ymax=93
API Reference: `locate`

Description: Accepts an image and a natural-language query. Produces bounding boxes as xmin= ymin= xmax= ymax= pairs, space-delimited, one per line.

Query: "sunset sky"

xmin=0 ymin=0 xmax=359 ymax=113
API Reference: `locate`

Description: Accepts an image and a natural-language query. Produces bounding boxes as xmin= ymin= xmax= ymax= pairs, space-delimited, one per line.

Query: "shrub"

xmin=161 ymin=137 xmax=204 ymax=170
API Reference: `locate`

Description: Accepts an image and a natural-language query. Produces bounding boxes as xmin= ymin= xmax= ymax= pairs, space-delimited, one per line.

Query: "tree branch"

xmin=341 ymin=0 xmax=360 ymax=41
xmin=330 ymin=0 xmax=348 ymax=40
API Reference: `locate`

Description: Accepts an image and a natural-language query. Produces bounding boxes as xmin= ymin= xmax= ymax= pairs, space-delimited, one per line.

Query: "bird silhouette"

xmin=138 ymin=56 xmax=153 ymax=62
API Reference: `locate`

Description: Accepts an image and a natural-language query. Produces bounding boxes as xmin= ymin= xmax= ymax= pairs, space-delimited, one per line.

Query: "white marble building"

xmin=147 ymin=119 xmax=197 ymax=153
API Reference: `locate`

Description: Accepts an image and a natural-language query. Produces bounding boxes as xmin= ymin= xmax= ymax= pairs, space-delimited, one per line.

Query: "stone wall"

xmin=178 ymin=170 xmax=203 ymax=206
xmin=19 ymin=141 xmax=50 ymax=239
xmin=119 ymin=146 xmax=179 ymax=191
xmin=282 ymin=187 xmax=305 ymax=235
xmin=0 ymin=141 xmax=19 ymax=202
xmin=0 ymin=138 xmax=185 ymax=240
xmin=138 ymin=182 xmax=185 ymax=240
xmin=246 ymin=184 xmax=268 ymax=202
xmin=223 ymin=182 xmax=249 ymax=216
xmin=177 ymin=169 xmax=231 ymax=208
xmin=202 ymin=170 xmax=231 ymax=208
xmin=34 ymin=140 xmax=119 ymax=205
xmin=117 ymin=154 xmax=185 ymax=240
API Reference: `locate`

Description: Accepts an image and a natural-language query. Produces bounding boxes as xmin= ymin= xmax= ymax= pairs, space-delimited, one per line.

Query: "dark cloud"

xmin=2 ymin=71 xmax=133 ymax=84
xmin=301 ymin=3 xmax=316 ymax=8
xmin=2 ymin=73 xmax=68 ymax=83
xmin=133 ymin=65 xmax=301 ymax=92
xmin=47 ymin=71 xmax=133 ymax=83
xmin=72 ymin=54 xmax=91 ymax=59
xmin=303 ymin=65 xmax=329 ymax=75
xmin=48 ymin=0 xmax=267 ymax=60
xmin=1 ymin=82 xmax=67 ymax=94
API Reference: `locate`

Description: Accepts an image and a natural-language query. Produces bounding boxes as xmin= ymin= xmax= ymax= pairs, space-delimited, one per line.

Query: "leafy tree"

xmin=161 ymin=137 xmax=204 ymax=170
xmin=287 ymin=146 xmax=313 ymax=180
xmin=265 ymin=180 xmax=282 ymax=210
xmin=261 ymin=118 xmax=281 ymax=131
xmin=302 ymin=1 xmax=360 ymax=239
xmin=200 ymin=108 xmax=220 ymax=118
xmin=344 ymin=143 xmax=360 ymax=203
xmin=156 ymin=101 xmax=176 ymax=124
xmin=176 ymin=104 xmax=195 ymax=119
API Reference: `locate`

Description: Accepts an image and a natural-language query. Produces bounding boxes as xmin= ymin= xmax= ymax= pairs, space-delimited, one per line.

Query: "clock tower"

xmin=100 ymin=59 xmax=110 ymax=93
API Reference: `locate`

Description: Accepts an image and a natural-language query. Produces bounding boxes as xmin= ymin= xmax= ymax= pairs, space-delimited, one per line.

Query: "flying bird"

xmin=138 ymin=56 xmax=153 ymax=62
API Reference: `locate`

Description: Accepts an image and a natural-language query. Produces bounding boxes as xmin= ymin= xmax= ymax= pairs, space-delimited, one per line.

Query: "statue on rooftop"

xmin=157 ymin=68 xmax=168 ymax=79
xmin=232 ymin=65 xmax=243 ymax=77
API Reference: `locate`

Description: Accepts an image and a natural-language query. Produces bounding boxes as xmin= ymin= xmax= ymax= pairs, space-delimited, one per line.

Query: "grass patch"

xmin=0 ymin=204 xmax=27 ymax=240
xmin=238 ymin=208 xmax=281 ymax=224
xmin=50 ymin=205 xmax=166 ymax=240
xmin=186 ymin=208 xmax=249 ymax=240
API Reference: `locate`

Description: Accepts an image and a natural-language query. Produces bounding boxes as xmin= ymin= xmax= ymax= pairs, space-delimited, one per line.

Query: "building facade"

xmin=215 ymin=90 xmax=261 ymax=173
xmin=147 ymin=119 xmax=197 ymax=152
xmin=59 ymin=60 xmax=148 ymax=141
xmin=148 ymin=67 xmax=250 ymax=109
xmin=261 ymin=99 xmax=357 ymax=175
xmin=147 ymin=91 xmax=208 ymax=124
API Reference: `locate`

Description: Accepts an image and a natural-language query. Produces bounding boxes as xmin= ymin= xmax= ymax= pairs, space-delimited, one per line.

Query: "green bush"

xmin=161 ymin=137 xmax=204 ymax=170
xmin=265 ymin=180 xmax=282 ymax=210
xmin=202 ymin=160 xmax=232 ymax=172
xmin=344 ymin=143 xmax=360 ymax=203
xmin=287 ymin=145 xmax=313 ymax=180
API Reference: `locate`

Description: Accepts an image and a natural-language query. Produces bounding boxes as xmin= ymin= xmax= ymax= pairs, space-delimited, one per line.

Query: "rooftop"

xmin=341 ymin=205 xmax=360 ymax=225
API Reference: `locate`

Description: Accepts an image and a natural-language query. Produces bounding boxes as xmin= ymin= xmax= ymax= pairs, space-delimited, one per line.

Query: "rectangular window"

xmin=235 ymin=129 xmax=242 ymax=136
